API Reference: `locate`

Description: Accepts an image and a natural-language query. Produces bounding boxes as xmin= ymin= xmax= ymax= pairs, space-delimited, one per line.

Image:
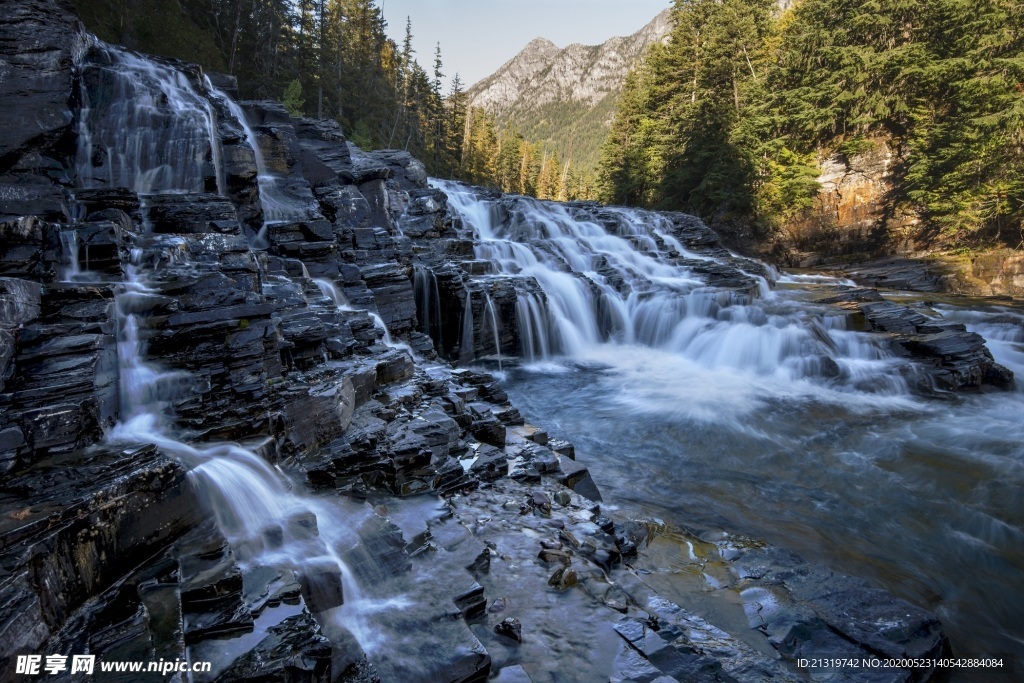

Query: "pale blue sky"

xmin=380 ymin=0 xmax=671 ymax=89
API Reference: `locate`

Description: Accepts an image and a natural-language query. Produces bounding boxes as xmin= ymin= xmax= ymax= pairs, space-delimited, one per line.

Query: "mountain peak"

xmin=465 ymin=9 xmax=674 ymax=170
xmin=524 ymin=36 xmax=559 ymax=52
xmin=467 ymin=9 xmax=672 ymax=116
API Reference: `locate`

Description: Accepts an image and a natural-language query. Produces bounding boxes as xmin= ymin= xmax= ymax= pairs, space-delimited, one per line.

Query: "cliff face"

xmin=786 ymin=141 xmax=917 ymax=261
xmin=465 ymin=9 xmax=672 ymax=168
xmin=787 ymin=143 xmax=1024 ymax=298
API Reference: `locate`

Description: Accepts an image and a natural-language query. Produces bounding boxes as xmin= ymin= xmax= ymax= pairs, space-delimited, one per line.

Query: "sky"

xmin=380 ymin=0 xmax=672 ymax=90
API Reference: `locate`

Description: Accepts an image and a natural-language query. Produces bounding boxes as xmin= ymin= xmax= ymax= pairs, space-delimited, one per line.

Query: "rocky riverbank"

xmin=1 ymin=1 xmax=1007 ymax=681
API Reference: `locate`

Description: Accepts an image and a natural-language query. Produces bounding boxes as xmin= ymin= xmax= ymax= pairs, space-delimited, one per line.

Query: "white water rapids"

xmin=430 ymin=180 xmax=1024 ymax=680
xmin=432 ymin=179 xmax=915 ymax=406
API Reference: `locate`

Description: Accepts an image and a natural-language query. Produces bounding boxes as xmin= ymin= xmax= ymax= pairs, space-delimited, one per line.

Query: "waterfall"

xmin=433 ymin=179 xmax=911 ymax=394
xmin=459 ymin=291 xmax=474 ymax=365
xmin=368 ymin=312 xmax=394 ymax=346
xmin=76 ymin=41 xmax=224 ymax=195
xmin=209 ymin=87 xmax=306 ymax=242
xmin=108 ymin=249 xmax=375 ymax=652
xmin=59 ymin=230 xmax=81 ymax=281
xmin=515 ymin=292 xmax=550 ymax=362
xmin=314 ymin=276 xmax=411 ymax=355
xmin=413 ymin=266 xmax=444 ymax=351
xmin=314 ymin=277 xmax=352 ymax=311
xmin=483 ymin=291 xmax=503 ymax=371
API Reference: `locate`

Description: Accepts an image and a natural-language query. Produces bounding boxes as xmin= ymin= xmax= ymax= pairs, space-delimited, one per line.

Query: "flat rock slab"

xmin=817 ymin=290 xmax=1015 ymax=391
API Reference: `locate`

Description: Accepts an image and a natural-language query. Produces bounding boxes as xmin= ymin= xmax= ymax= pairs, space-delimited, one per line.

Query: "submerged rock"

xmin=495 ymin=617 xmax=523 ymax=643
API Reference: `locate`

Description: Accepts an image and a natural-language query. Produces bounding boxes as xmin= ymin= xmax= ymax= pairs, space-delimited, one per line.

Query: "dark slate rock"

xmin=0 ymin=216 xmax=62 ymax=282
xmin=0 ymin=444 xmax=201 ymax=664
xmin=349 ymin=148 xmax=428 ymax=192
xmin=471 ymin=416 xmax=506 ymax=448
xmin=0 ymin=0 xmax=85 ymax=171
xmin=0 ymin=278 xmax=42 ymax=327
xmin=0 ymin=179 xmax=68 ymax=221
xmin=453 ymin=582 xmax=487 ymax=619
xmin=816 ymin=288 xmax=885 ymax=304
xmin=494 ymin=617 xmax=523 ymax=643
xmin=215 ymin=612 xmax=332 ymax=683
xmin=469 ymin=445 xmax=506 ymax=482
xmin=558 ymin=456 xmax=602 ymax=501
xmin=143 ymin=193 xmax=241 ymax=235
xmin=298 ymin=559 xmax=345 ymax=613
xmin=206 ymin=72 xmax=238 ymax=97
xmin=72 ymin=187 xmax=142 ymax=222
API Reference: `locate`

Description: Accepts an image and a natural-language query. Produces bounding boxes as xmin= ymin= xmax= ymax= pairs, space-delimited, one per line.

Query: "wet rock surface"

xmin=816 ymin=289 xmax=1014 ymax=392
xmin=0 ymin=2 xmax=979 ymax=681
xmin=0 ymin=0 xmax=86 ymax=174
xmin=0 ymin=444 xmax=201 ymax=673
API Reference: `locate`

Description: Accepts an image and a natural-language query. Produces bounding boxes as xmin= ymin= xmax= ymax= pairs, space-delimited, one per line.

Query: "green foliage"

xmin=449 ymin=107 xmax=595 ymax=200
xmin=349 ymin=120 xmax=374 ymax=149
xmin=282 ymin=81 xmax=305 ymax=118
xmin=598 ymin=0 xmax=1024 ymax=245
xmin=599 ymin=0 xmax=781 ymax=219
xmin=71 ymin=0 xmax=225 ymax=69
xmin=501 ymin=95 xmax=618 ymax=172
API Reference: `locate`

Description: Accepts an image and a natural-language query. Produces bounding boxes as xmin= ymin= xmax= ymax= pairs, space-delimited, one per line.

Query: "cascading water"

xmin=434 ymin=179 xmax=904 ymax=394
xmin=74 ymin=40 xmax=386 ymax=656
xmin=109 ymin=245 xmax=380 ymax=653
xmin=459 ymin=291 xmax=475 ymax=365
xmin=429 ymin=180 xmax=1024 ymax=676
xmin=59 ymin=230 xmax=81 ymax=281
xmin=313 ymin=276 xmax=410 ymax=354
xmin=209 ymin=87 xmax=310 ymax=245
xmin=76 ymin=41 xmax=224 ymax=195
xmin=483 ymin=291 xmax=503 ymax=371
xmin=314 ymin=277 xmax=352 ymax=311
xmin=413 ymin=266 xmax=444 ymax=350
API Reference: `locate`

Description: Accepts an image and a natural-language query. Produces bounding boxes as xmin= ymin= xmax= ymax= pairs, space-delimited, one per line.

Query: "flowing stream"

xmin=435 ymin=180 xmax=1024 ymax=681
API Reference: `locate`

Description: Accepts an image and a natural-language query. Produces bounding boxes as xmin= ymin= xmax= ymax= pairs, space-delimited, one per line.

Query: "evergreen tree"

xmin=443 ymin=75 xmax=469 ymax=177
xmin=282 ymin=79 xmax=305 ymax=117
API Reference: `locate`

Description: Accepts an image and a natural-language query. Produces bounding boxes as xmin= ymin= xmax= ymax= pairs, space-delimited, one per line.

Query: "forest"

xmin=598 ymin=0 xmax=1024 ymax=247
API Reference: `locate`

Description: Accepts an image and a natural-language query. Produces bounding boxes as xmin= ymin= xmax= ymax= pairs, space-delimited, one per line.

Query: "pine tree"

xmin=282 ymin=79 xmax=305 ymax=117
xmin=443 ymin=74 xmax=469 ymax=178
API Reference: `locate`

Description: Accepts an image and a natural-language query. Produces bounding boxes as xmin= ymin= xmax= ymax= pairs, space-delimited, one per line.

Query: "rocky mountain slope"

xmin=466 ymin=9 xmax=672 ymax=169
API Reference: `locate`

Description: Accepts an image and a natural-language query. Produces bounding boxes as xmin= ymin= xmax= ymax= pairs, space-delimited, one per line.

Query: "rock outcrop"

xmin=784 ymin=141 xmax=922 ymax=265
xmin=817 ymin=288 xmax=1015 ymax=392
